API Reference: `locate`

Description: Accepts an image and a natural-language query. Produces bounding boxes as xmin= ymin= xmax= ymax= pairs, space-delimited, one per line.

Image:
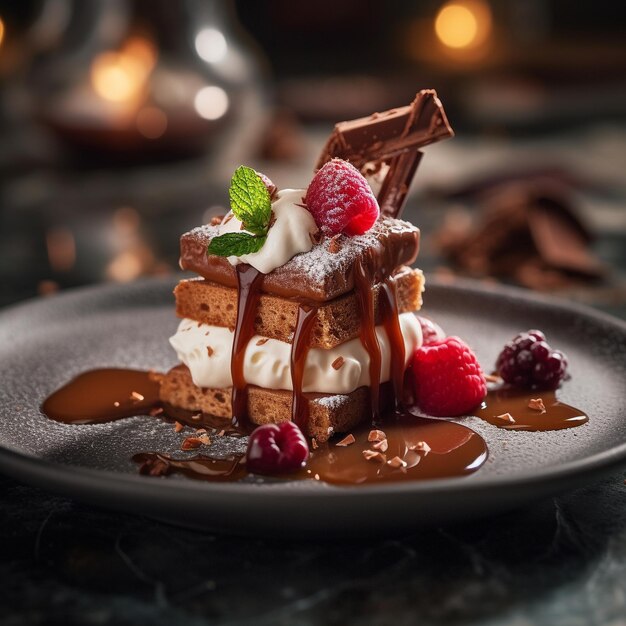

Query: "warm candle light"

xmin=0 ymin=17 xmax=5 ymax=49
xmin=90 ymin=38 xmax=157 ymax=104
xmin=434 ymin=0 xmax=492 ymax=50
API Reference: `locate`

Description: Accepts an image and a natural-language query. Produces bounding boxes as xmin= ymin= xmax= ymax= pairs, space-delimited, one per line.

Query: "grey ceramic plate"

xmin=0 ymin=276 xmax=625 ymax=536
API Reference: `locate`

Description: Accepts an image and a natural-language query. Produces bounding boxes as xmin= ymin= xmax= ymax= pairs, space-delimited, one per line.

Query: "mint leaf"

xmin=207 ymin=232 xmax=266 ymax=257
xmin=228 ymin=166 xmax=271 ymax=236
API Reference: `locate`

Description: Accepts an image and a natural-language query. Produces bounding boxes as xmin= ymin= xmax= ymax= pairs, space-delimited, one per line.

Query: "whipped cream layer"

xmin=170 ymin=314 xmax=422 ymax=395
xmin=219 ymin=188 xmax=318 ymax=274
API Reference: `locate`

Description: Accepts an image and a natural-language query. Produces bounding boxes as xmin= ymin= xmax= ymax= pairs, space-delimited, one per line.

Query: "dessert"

xmin=160 ymin=90 xmax=453 ymax=443
xmin=40 ymin=89 xmax=588 ymax=488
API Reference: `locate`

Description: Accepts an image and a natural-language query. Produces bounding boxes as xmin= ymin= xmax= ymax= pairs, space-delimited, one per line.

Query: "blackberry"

xmin=495 ymin=329 xmax=568 ymax=390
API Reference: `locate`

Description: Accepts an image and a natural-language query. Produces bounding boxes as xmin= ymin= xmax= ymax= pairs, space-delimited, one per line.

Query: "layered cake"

xmin=160 ymin=90 xmax=454 ymax=442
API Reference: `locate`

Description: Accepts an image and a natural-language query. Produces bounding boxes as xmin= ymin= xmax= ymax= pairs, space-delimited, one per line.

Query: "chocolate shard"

xmin=316 ymin=89 xmax=454 ymax=218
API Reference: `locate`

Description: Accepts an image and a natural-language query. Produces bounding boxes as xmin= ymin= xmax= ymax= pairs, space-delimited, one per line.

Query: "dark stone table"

xmin=3 ymin=472 xmax=626 ymax=625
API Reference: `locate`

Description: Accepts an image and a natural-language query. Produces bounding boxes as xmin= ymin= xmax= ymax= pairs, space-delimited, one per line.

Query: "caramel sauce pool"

xmin=475 ymin=385 xmax=588 ymax=431
xmin=40 ymin=369 xmax=587 ymax=487
xmin=40 ymin=368 xmax=488 ymax=485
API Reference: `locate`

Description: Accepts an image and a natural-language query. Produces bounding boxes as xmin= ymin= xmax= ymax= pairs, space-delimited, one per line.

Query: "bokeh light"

xmin=195 ymin=28 xmax=228 ymax=63
xmin=90 ymin=38 xmax=157 ymax=103
xmin=136 ymin=106 xmax=168 ymax=139
xmin=434 ymin=0 xmax=492 ymax=50
xmin=194 ymin=85 xmax=229 ymax=120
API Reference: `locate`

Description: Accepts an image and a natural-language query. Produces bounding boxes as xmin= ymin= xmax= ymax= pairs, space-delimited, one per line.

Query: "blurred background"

xmin=1 ymin=0 xmax=625 ymax=316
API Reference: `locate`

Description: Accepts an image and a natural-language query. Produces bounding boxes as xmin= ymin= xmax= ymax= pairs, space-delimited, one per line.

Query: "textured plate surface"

xmin=0 ymin=276 xmax=625 ymax=535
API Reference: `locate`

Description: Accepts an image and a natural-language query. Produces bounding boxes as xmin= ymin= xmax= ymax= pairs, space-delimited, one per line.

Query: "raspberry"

xmin=246 ymin=421 xmax=309 ymax=475
xmin=305 ymin=159 xmax=380 ymax=236
xmin=411 ymin=337 xmax=487 ymax=416
xmin=495 ymin=329 xmax=568 ymax=390
xmin=416 ymin=316 xmax=446 ymax=345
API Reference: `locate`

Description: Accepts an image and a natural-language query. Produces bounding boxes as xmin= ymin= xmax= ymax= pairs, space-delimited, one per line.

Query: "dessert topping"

xmin=411 ymin=336 xmax=487 ymax=417
xmin=372 ymin=438 xmax=388 ymax=452
xmin=212 ymin=187 xmax=318 ymax=274
xmin=362 ymin=449 xmax=387 ymax=463
xmin=496 ymin=412 xmax=515 ymax=423
xmin=387 ymin=456 xmax=408 ymax=470
xmin=208 ymin=166 xmax=273 ymax=257
xmin=246 ymin=422 xmax=309 ymax=475
xmin=528 ymin=398 xmax=547 ymax=412
xmin=305 ymin=159 xmax=380 ymax=236
xmin=496 ymin=330 xmax=569 ymax=390
xmin=336 ymin=434 xmax=356 ymax=447
xmin=368 ymin=429 xmax=387 ymax=442
xmin=409 ymin=441 xmax=431 ymax=455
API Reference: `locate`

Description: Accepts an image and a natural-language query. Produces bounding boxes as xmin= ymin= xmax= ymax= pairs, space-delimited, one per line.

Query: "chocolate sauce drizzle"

xmin=230 ymin=264 xmax=263 ymax=429
xmin=353 ymin=257 xmax=382 ymax=421
xmin=380 ymin=277 xmax=406 ymax=410
xmin=290 ymin=304 xmax=318 ymax=431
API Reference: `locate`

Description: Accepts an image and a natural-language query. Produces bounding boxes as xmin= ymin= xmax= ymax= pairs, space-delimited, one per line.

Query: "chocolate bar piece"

xmin=316 ymin=89 xmax=454 ymax=218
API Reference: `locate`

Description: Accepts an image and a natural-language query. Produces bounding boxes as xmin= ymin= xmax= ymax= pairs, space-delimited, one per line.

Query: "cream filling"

xmin=169 ymin=313 xmax=422 ymax=395
xmin=218 ymin=188 xmax=319 ymax=274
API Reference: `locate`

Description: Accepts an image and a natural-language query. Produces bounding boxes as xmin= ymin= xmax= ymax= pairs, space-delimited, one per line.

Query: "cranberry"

xmin=246 ymin=422 xmax=309 ymax=475
xmin=416 ymin=316 xmax=446 ymax=345
xmin=495 ymin=330 xmax=569 ymax=390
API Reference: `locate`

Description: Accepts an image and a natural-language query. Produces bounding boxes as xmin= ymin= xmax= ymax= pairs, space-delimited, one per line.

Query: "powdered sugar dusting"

xmin=314 ymin=394 xmax=350 ymax=410
xmin=182 ymin=216 xmax=418 ymax=297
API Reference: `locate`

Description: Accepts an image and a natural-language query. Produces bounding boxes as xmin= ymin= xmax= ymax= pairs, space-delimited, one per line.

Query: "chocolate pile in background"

xmin=437 ymin=180 xmax=606 ymax=291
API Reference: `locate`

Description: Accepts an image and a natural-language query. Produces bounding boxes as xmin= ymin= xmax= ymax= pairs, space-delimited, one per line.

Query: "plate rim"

xmin=0 ymin=275 xmax=625 ymax=502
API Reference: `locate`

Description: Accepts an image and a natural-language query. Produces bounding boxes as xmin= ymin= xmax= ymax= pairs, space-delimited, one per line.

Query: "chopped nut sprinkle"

xmin=363 ymin=450 xmax=386 ymax=463
xmin=372 ymin=438 xmax=388 ymax=452
xmin=409 ymin=441 xmax=431 ymax=455
xmin=113 ymin=401 xmax=120 ymax=408
xmin=368 ymin=429 xmax=387 ymax=442
xmin=331 ymin=356 xmax=345 ymax=370
xmin=174 ymin=421 xmax=184 ymax=433
xmin=328 ymin=235 xmax=342 ymax=254
xmin=336 ymin=434 xmax=356 ymax=447
xmin=206 ymin=346 xmax=214 ymax=357
xmin=149 ymin=406 xmax=164 ymax=416
xmin=210 ymin=215 xmax=224 ymax=226
xmin=496 ymin=412 xmax=515 ymax=423
xmin=311 ymin=438 xmax=319 ymax=450
xmin=256 ymin=338 xmax=269 ymax=346
xmin=387 ymin=456 xmax=408 ymax=469
xmin=181 ymin=437 xmax=202 ymax=450
xmin=130 ymin=391 xmax=144 ymax=402
xmin=528 ymin=398 xmax=546 ymax=412
xmin=216 ymin=429 xmax=225 ymax=437
xmin=191 ymin=413 xmax=202 ymax=421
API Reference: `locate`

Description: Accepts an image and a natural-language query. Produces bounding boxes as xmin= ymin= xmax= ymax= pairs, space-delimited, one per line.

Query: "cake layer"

xmin=159 ymin=365 xmax=394 ymax=442
xmin=180 ymin=216 xmax=420 ymax=302
xmin=175 ymin=266 xmax=424 ymax=349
